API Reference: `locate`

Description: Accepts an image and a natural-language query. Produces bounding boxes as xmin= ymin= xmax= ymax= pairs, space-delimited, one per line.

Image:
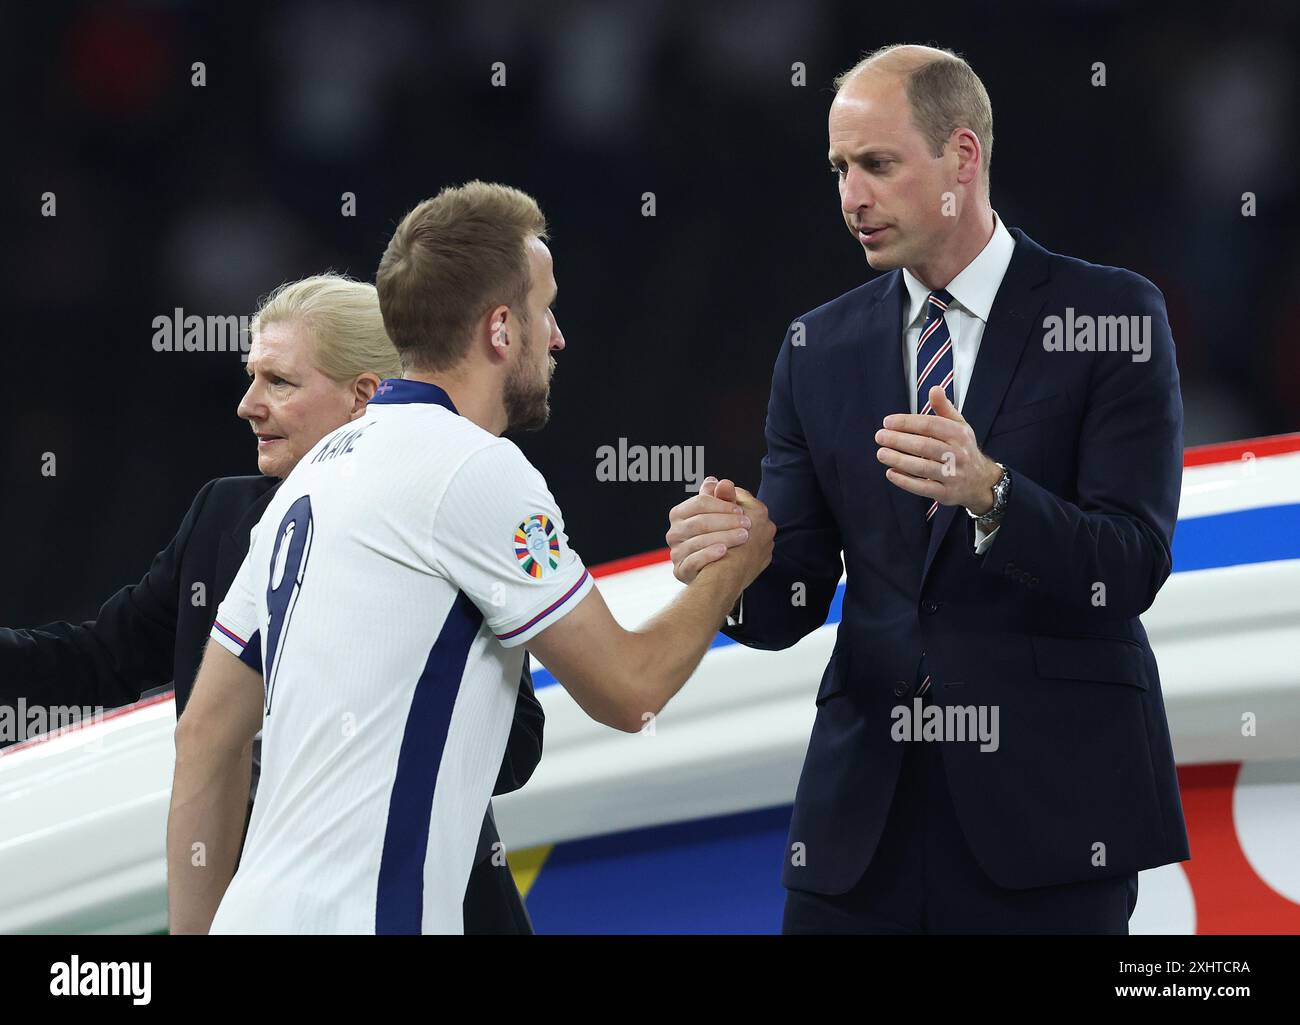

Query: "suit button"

xmin=922 ymin=599 xmax=940 ymax=614
xmin=893 ymin=681 xmax=909 ymax=697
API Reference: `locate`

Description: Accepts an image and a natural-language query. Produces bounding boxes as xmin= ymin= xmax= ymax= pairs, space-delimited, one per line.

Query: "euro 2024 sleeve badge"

xmin=514 ymin=514 xmax=560 ymax=578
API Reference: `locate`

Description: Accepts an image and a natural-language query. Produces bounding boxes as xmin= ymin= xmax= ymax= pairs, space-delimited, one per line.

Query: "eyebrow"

xmin=828 ymin=148 xmax=899 ymax=165
xmin=550 ymin=286 xmax=559 ymax=306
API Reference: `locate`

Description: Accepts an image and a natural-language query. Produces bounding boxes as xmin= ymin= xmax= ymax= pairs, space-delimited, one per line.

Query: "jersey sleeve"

xmin=433 ymin=440 xmax=592 ymax=648
xmin=210 ymin=542 xmax=264 ymax=673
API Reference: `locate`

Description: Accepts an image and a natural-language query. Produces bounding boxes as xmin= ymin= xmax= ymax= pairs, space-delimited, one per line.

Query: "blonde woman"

xmin=1 ymin=273 xmax=542 ymax=934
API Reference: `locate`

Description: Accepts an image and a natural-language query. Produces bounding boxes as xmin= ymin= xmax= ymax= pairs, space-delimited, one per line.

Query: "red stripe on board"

xmin=590 ymin=549 xmax=672 ymax=577
xmin=1183 ymin=433 xmax=1300 ymax=467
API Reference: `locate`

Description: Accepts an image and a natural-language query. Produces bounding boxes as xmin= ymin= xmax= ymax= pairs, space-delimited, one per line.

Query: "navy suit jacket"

xmin=725 ymin=227 xmax=1191 ymax=894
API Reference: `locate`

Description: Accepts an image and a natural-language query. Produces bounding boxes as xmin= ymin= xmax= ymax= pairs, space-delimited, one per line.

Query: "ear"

xmin=350 ymin=373 xmax=381 ymax=418
xmin=488 ymin=304 xmax=511 ymax=356
xmin=953 ymin=127 xmax=981 ymax=187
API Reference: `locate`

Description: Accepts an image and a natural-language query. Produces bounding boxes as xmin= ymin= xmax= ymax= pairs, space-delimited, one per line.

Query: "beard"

xmin=503 ymin=345 xmax=555 ymax=432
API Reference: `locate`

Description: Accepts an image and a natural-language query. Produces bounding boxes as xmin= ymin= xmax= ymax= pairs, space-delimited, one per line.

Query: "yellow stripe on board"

xmin=507 ymin=844 xmax=553 ymax=898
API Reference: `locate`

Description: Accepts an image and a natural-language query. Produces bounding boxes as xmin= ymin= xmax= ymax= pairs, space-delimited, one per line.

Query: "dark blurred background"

xmin=4 ymin=0 xmax=1298 ymax=627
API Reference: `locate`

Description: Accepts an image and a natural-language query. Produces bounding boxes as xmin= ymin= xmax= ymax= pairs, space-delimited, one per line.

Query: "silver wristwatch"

xmin=967 ymin=462 xmax=1010 ymax=531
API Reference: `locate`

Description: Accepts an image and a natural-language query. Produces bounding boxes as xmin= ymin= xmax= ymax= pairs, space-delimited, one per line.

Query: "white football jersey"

xmin=207 ymin=379 xmax=591 ymax=934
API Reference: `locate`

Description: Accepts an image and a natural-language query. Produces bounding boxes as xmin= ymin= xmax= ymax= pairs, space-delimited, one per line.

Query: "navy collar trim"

xmin=371 ymin=379 xmax=458 ymax=413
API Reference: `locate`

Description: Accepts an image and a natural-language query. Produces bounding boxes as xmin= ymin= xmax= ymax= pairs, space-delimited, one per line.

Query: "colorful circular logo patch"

xmin=514 ymin=514 xmax=560 ymax=578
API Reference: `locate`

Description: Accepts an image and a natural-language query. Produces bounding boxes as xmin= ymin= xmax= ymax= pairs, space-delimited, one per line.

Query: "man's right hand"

xmin=667 ymin=477 xmax=772 ymax=585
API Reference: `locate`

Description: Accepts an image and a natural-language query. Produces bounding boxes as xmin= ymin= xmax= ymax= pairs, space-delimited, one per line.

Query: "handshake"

xmin=666 ymin=476 xmax=775 ymax=590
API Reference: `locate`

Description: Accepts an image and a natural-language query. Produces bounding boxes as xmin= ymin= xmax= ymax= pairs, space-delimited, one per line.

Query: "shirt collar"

xmin=902 ymin=211 xmax=1016 ymax=328
xmin=369 ymin=378 xmax=458 ymax=413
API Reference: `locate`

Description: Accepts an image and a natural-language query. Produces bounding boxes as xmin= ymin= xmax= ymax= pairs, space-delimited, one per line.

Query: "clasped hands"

xmin=666 ymin=386 xmax=1000 ymax=583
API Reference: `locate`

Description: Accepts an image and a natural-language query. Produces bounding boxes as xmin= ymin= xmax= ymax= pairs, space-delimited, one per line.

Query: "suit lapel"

xmin=858 ymin=271 xmax=930 ymax=563
xmin=920 ymin=228 xmax=1051 ymax=582
xmin=216 ymin=481 xmax=281 ymax=596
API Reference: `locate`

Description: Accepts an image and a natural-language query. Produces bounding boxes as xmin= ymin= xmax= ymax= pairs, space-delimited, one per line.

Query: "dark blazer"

xmin=726 ymin=227 xmax=1190 ymax=895
xmin=0 ymin=474 xmax=544 ymax=931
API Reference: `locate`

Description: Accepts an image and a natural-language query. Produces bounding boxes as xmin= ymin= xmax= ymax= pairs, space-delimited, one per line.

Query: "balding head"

xmin=841 ymin=43 xmax=957 ymax=80
xmin=827 ymin=44 xmax=996 ymax=285
xmin=834 ymin=44 xmax=993 ymax=198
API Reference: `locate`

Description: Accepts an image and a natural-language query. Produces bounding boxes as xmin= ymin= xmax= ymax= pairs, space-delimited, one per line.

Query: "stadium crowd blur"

xmin=4 ymin=0 xmax=1298 ymax=628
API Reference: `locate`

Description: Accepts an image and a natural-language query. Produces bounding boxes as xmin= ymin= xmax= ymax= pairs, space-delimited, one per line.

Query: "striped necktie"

xmin=914 ymin=288 xmax=954 ymax=699
xmin=916 ymin=288 xmax=955 ymax=522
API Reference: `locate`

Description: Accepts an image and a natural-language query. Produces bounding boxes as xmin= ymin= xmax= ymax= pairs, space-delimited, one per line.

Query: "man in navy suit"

xmin=667 ymin=44 xmax=1189 ymax=933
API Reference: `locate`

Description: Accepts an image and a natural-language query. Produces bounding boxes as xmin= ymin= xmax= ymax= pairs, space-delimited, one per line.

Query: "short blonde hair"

xmin=251 ymin=273 xmax=402 ymax=383
xmin=834 ymin=44 xmax=994 ymax=198
xmin=376 ymin=181 xmax=548 ymax=373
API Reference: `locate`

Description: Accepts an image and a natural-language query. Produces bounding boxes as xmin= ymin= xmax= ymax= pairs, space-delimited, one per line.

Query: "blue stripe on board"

xmin=525 ymin=804 xmax=794 ymax=934
xmin=530 ymin=502 xmax=1299 ymax=690
xmin=1170 ymin=503 xmax=1300 ymax=571
xmin=375 ymin=591 xmax=482 ymax=934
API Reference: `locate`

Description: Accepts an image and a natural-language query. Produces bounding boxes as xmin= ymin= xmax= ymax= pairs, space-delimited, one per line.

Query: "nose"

xmin=237 ymin=379 xmax=264 ymax=422
xmin=841 ymin=165 xmax=875 ymax=218
xmin=549 ymin=315 xmax=566 ymax=353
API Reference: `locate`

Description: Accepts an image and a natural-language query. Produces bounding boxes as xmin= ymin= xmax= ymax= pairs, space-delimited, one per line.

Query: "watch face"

xmin=977 ymin=468 xmax=1007 ymax=523
xmin=993 ymin=470 xmax=1010 ymax=507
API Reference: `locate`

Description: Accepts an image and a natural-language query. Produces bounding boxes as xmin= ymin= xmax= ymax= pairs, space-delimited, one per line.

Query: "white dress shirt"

xmin=901 ymin=210 xmax=1015 ymax=554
